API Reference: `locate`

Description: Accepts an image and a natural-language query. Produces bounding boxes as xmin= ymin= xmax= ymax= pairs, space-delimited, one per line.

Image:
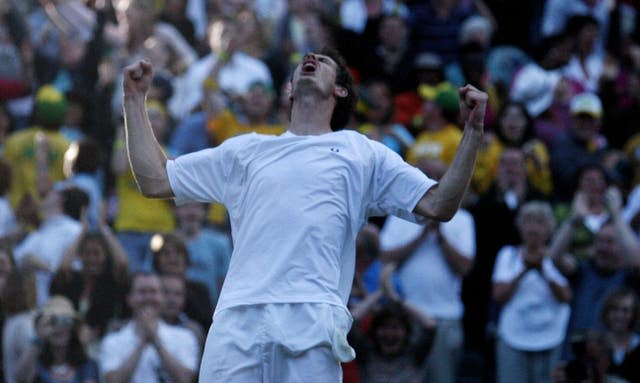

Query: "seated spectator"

xmin=160 ymin=274 xmax=205 ymax=347
xmin=0 ymin=159 xmax=16 ymax=239
xmin=550 ymin=186 xmax=640 ymax=339
xmin=550 ymin=92 xmax=608 ymax=202
xmin=13 ymin=185 xmax=88 ymax=305
xmin=492 ymin=201 xmax=572 ymax=383
xmin=15 ymin=295 xmax=99 ymax=383
xmin=150 ymin=233 xmax=213 ymax=329
xmin=111 ymin=101 xmax=176 ymax=272
xmin=169 ymin=15 xmax=273 ymax=120
xmin=174 ymin=202 xmax=231 ymax=306
xmin=3 ymin=85 xmax=70 ymax=208
xmin=473 ymin=101 xmax=553 ymax=197
xmin=50 ymin=219 xmax=129 ymax=356
xmin=601 ymin=288 xmax=640 ymax=382
xmin=405 ymin=82 xmax=461 ymax=166
xmin=2 ymin=267 xmax=37 ymax=383
xmin=99 ymin=272 xmax=199 ymax=383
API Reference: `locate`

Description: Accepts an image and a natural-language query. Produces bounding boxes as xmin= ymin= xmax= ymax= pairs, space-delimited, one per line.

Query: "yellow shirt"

xmin=114 ymin=170 xmax=176 ymax=233
xmin=406 ymin=124 xmax=462 ymax=165
xmin=3 ymin=127 xmax=69 ymax=208
xmin=207 ymin=110 xmax=285 ymax=144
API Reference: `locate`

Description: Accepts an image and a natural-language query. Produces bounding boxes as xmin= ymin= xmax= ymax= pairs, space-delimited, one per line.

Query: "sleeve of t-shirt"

xmin=172 ymin=330 xmax=200 ymax=371
xmin=166 ymin=136 xmax=246 ymax=206
xmin=367 ymin=141 xmax=436 ymax=223
xmin=492 ymin=246 xmax=519 ymax=283
xmin=440 ymin=210 xmax=476 ymax=259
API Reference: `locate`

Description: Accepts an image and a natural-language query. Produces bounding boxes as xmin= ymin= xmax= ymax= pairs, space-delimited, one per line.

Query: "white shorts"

xmin=198 ymin=302 xmax=355 ymax=383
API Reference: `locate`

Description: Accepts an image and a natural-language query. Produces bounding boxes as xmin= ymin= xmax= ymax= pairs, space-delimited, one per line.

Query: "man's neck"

xmin=288 ymin=94 xmax=334 ymax=135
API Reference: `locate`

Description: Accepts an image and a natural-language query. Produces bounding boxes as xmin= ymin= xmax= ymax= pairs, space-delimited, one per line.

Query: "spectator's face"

xmin=374 ymin=318 xmax=408 ymax=357
xmin=499 ymin=105 xmax=527 ymax=144
xmin=242 ymin=85 xmax=274 ymax=120
xmin=366 ymin=82 xmax=392 ymax=124
xmin=161 ymin=276 xmax=186 ymax=320
xmin=518 ymin=215 xmax=552 ymax=248
xmin=128 ymin=274 xmax=164 ymax=315
xmin=497 ymin=149 xmax=527 ymax=187
xmin=605 ymin=295 xmax=635 ymax=334
xmin=578 ymin=168 xmax=607 ymax=201
xmin=571 ymin=114 xmax=600 ymax=142
xmin=42 ymin=315 xmax=75 ymax=347
xmin=379 ymin=16 xmax=407 ymax=48
xmin=80 ymin=239 xmax=107 ymax=276
xmin=157 ymin=244 xmax=188 ymax=276
xmin=176 ymin=203 xmax=206 ymax=229
xmin=593 ymin=225 xmax=621 ymax=271
xmin=577 ymin=24 xmax=599 ymax=55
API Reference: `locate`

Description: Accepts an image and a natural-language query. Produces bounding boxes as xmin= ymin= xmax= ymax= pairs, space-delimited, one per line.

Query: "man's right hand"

xmin=123 ymin=60 xmax=153 ymax=97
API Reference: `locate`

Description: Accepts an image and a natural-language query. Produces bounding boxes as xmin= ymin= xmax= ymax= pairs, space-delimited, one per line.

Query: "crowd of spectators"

xmin=1 ymin=0 xmax=640 ymax=382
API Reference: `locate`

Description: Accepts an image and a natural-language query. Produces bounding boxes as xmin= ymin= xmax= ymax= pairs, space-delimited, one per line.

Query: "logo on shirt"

xmin=330 ymin=147 xmax=340 ymax=153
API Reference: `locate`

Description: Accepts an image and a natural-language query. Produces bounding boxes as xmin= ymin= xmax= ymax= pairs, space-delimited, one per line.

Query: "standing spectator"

xmin=601 ymin=288 xmax=640 ymax=382
xmin=492 ymin=201 xmax=572 ymax=383
xmin=550 ymin=92 xmax=607 ymax=202
xmin=2 ymin=268 xmax=37 ymax=383
xmin=380 ymin=160 xmax=475 ymax=383
xmin=160 ymin=274 xmax=205 ymax=347
xmin=562 ymin=15 xmax=603 ymax=93
xmin=550 ymin=187 xmax=640 ymax=338
xmin=0 ymin=241 xmax=14 ymax=382
xmin=3 ymin=85 xmax=70 ymax=208
xmin=13 ymin=186 xmax=88 ymax=305
xmin=15 ymin=295 xmax=99 ymax=383
xmin=50 ymin=220 xmax=129 ymax=356
xmin=169 ymin=15 xmax=273 ymax=120
xmin=99 ymin=272 xmax=199 ymax=383
xmin=150 ymin=233 xmax=213 ymax=329
xmin=174 ymin=202 xmax=231 ymax=306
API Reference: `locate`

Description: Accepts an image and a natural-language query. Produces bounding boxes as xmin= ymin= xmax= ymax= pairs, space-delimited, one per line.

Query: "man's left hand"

xmin=458 ymin=85 xmax=488 ymax=132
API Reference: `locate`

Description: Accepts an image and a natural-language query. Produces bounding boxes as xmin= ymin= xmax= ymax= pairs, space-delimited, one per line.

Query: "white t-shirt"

xmin=492 ymin=245 xmax=571 ymax=351
xmin=100 ymin=321 xmax=199 ymax=383
xmin=0 ymin=196 xmax=15 ymax=238
xmin=13 ymin=215 xmax=82 ymax=306
xmin=167 ymin=130 xmax=435 ymax=313
xmin=379 ymin=210 xmax=475 ymax=320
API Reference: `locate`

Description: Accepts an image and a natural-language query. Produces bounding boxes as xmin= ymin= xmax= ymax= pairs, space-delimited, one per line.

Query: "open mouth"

xmin=301 ymin=59 xmax=317 ymax=75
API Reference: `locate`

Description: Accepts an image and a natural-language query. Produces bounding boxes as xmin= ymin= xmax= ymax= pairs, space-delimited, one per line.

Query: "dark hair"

xmin=72 ymin=137 xmax=104 ymax=174
xmin=564 ymin=15 xmax=600 ymax=39
xmin=38 ymin=319 xmax=87 ymax=368
xmin=0 ymin=159 xmax=11 ymax=196
xmin=494 ymin=101 xmax=534 ymax=146
xmin=151 ymin=233 xmax=190 ymax=273
xmin=319 ymin=47 xmax=358 ymax=131
xmin=571 ymin=162 xmax=611 ymax=196
xmin=369 ymin=303 xmax=412 ymax=355
xmin=125 ymin=271 xmax=161 ymax=296
xmin=61 ymin=186 xmax=89 ymax=221
xmin=600 ymin=287 xmax=640 ymax=331
xmin=1 ymin=269 xmax=37 ymax=316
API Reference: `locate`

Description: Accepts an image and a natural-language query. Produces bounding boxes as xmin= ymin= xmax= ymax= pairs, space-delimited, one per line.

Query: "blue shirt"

xmin=186 ymin=228 xmax=232 ymax=305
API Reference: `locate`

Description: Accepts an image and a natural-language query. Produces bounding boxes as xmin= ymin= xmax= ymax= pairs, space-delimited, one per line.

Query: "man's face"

xmin=571 ymin=114 xmax=601 ymax=143
xmin=290 ymin=52 xmax=340 ymax=101
xmin=161 ymin=275 xmax=186 ymax=319
xmin=594 ymin=224 xmax=621 ymax=271
xmin=127 ymin=274 xmax=164 ymax=317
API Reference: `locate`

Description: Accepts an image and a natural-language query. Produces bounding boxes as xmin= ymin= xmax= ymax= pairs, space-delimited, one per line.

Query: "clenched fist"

xmin=123 ymin=60 xmax=153 ymax=98
xmin=458 ymin=85 xmax=488 ymax=131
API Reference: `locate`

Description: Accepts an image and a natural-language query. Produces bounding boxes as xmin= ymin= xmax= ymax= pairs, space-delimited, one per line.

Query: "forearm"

xmin=350 ymin=289 xmax=383 ymax=322
xmin=492 ymin=271 xmax=526 ymax=304
xmin=154 ymin=342 xmax=195 ymax=383
xmin=439 ymin=236 xmax=473 ymax=276
xmin=547 ymin=280 xmax=572 ymax=303
xmin=105 ymin=341 xmax=146 ymax=383
xmin=100 ymin=225 xmax=129 ymax=270
xmin=380 ymin=232 xmax=428 ymax=265
xmin=415 ymin=128 xmax=482 ymax=220
xmin=548 ymin=215 xmax=579 ymax=275
xmin=15 ymin=341 xmax=40 ymax=383
xmin=123 ymin=95 xmax=172 ymax=198
xmin=399 ymin=300 xmax=436 ymax=329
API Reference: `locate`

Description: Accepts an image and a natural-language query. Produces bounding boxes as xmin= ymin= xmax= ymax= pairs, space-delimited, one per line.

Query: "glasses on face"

xmin=47 ymin=315 xmax=75 ymax=328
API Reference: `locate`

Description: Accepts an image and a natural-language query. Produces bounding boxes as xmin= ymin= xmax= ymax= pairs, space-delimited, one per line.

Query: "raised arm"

xmin=122 ymin=60 xmax=174 ymax=199
xmin=413 ymin=85 xmax=487 ymax=221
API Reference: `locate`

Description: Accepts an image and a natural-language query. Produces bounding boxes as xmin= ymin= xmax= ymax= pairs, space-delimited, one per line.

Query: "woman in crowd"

xmin=492 ymin=201 xmax=572 ymax=383
xmin=15 ymin=295 xmax=99 ymax=383
xmin=601 ymin=288 xmax=640 ymax=382
xmin=50 ymin=220 xmax=129 ymax=356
